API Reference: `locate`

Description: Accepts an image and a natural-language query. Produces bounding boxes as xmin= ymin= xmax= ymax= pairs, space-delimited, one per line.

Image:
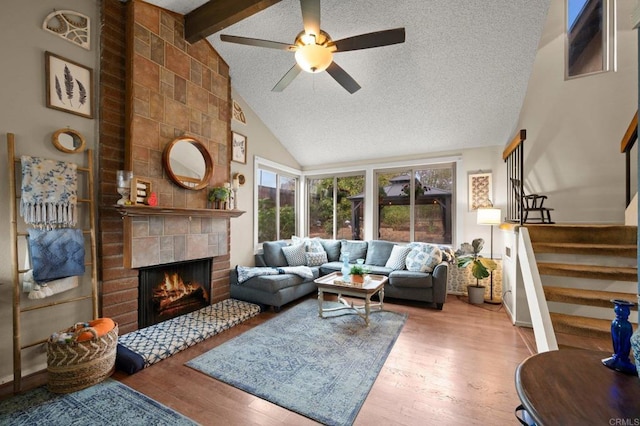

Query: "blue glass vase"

xmin=602 ymin=299 xmax=637 ymax=375
xmin=341 ymin=252 xmax=351 ymax=281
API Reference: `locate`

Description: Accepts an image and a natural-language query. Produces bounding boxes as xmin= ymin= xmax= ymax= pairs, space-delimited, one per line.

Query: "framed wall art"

xmin=231 ymin=132 xmax=247 ymax=164
xmin=45 ymin=51 xmax=94 ymax=119
xmin=468 ymin=172 xmax=492 ymax=211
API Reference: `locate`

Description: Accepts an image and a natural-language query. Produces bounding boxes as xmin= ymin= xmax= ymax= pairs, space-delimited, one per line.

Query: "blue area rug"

xmin=186 ymin=299 xmax=407 ymax=426
xmin=0 ymin=379 xmax=196 ymax=425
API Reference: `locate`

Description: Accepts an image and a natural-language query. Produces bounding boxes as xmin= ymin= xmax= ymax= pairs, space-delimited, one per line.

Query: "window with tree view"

xmin=377 ymin=165 xmax=453 ymax=244
xmin=257 ymin=168 xmax=297 ymax=243
xmin=307 ymin=175 xmax=365 ymax=240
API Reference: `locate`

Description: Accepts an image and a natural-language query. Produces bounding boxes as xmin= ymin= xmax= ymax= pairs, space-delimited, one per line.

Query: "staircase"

xmin=527 ymin=224 xmax=638 ymax=351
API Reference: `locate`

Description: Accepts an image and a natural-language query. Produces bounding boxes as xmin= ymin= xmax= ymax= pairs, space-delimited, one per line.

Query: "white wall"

xmin=517 ymin=0 xmax=638 ymax=223
xmin=229 ymin=89 xmax=301 ymax=267
xmin=0 ymin=1 xmax=100 ymax=384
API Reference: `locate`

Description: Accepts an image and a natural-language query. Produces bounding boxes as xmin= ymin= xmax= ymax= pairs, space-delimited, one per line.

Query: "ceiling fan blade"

xmin=333 ymin=28 xmax=406 ymax=52
xmin=220 ymin=34 xmax=296 ymax=51
xmin=300 ymin=0 xmax=321 ymax=36
xmin=272 ymin=64 xmax=302 ymax=92
xmin=326 ymin=62 xmax=361 ymax=94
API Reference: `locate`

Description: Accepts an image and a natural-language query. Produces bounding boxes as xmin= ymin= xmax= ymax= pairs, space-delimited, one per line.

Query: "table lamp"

xmin=477 ymin=204 xmax=501 ymax=304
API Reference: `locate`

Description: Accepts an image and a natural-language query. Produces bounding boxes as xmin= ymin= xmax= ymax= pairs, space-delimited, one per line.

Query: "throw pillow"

xmin=385 ymin=245 xmax=412 ymax=270
xmin=405 ymin=243 xmax=443 ymax=272
xmin=306 ymin=251 xmax=328 ymax=266
xmin=320 ymin=239 xmax=341 ymax=261
xmin=291 ymin=236 xmax=326 ymax=253
xmin=365 ymin=240 xmax=395 ymax=266
xmin=282 ymin=243 xmax=307 ymax=266
xmin=340 ymin=240 xmax=368 ymax=262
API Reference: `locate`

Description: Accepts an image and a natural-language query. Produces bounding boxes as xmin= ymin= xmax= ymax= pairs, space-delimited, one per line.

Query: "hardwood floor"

xmin=4 ymin=294 xmax=534 ymax=425
xmin=111 ymin=294 xmax=533 ymax=425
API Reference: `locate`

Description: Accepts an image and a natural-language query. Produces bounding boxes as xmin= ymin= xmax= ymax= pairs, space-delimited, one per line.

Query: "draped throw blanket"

xmin=27 ymin=228 xmax=85 ymax=282
xmin=236 ymin=266 xmax=314 ymax=284
xmin=22 ymin=270 xmax=79 ymax=299
xmin=20 ymin=155 xmax=78 ymax=228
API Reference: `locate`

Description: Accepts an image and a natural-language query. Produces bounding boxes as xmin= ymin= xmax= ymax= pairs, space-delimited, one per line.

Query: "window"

xmin=376 ymin=164 xmax=454 ymax=244
xmin=307 ymin=174 xmax=365 ymax=240
xmin=256 ymin=165 xmax=298 ymax=243
xmin=566 ymin=0 xmax=615 ymax=79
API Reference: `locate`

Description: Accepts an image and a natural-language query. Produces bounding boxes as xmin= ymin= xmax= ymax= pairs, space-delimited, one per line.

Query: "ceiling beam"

xmin=185 ymin=0 xmax=282 ymax=44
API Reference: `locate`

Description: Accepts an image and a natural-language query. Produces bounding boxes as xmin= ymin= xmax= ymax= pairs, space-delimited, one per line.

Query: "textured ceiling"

xmin=146 ymin=0 xmax=551 ymax=167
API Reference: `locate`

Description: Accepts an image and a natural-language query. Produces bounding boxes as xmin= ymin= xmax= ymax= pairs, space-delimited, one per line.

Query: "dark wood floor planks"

xmin=3 ymin=294 xmax=533 ymax=425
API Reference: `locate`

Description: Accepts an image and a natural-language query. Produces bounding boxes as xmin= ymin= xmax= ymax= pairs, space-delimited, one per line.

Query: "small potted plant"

xmin=455 ymin=238 xmax=497 ymax=304
xmin=208 ymin=186 xmax=230 ymax=209
xmin=349 ymin=264 xmax=367 ymax=284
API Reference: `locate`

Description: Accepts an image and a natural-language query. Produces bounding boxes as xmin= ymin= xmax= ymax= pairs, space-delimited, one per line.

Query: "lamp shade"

xmin=295 ymin=44 xmax=333 ymax=73
xmin=477 ymin=207 xmax=501 ymax=225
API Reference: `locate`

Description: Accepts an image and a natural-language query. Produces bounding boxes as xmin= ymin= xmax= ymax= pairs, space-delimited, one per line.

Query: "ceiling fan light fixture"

xmin=295 ymin=43 xmax=333 ymax=73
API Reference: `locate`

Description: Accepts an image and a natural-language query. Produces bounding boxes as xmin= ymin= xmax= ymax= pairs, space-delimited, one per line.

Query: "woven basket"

xmin=46 ymin=322 xmax=118 ymax=394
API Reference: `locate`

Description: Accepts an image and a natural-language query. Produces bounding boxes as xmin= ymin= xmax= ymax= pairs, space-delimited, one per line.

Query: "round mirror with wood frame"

xmin=52 ymin=128 xmax=86 ymax=153
xmin=162 ymin=136 xmax=213 ymax=190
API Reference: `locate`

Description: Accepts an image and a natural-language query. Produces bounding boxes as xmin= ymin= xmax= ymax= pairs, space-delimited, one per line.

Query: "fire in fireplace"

xmin=139 ymin=258 xmax=212 ymax=328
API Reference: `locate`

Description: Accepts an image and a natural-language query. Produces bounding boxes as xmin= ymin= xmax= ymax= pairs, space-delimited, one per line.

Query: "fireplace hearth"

xmin=139 ymin=258 xmax=212 ymax=328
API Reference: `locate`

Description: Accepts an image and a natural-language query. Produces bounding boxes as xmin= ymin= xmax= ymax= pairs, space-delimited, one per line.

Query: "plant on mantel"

xmin=208 ymin=186 xmax=230 ymax=209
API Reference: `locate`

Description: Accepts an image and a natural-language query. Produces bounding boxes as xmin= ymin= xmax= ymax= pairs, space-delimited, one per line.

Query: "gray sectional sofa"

xmin=229 ymin=238 xmax=450 ymax=312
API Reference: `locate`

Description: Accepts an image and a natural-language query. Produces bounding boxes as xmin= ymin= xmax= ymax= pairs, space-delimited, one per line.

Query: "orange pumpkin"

xmin=76 ymin=317 xmax=115 ymax=342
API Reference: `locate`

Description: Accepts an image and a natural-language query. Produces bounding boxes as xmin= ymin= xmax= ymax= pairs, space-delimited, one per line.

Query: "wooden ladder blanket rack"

xmin=6 ymin=133 xmax=98 ymax=394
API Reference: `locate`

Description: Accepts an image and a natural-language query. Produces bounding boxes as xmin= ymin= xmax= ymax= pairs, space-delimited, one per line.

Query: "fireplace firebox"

xmin=138 ymin=258 xmax=212 ymax=328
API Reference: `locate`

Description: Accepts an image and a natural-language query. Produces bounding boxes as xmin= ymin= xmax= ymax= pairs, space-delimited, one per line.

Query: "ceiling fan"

xmin=220 ymin=0 xmax=406 ymax=94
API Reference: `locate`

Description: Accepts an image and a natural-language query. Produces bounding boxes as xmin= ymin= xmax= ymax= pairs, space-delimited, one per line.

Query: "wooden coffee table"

xmin=314 ymin=271 xmax=388 ymax=326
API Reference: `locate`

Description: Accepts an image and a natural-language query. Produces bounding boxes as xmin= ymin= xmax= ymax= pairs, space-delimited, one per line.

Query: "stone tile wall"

xmin=99 ymin=0 xmax=232 ymax=333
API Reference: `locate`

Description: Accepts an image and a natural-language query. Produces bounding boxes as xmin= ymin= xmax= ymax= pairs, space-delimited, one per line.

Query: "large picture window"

xmin=376 ymin=165 xmax=454 ymax=244
xmin=307 ymin=174 xmax=365 ymax=240
xmin=257 ymin=166 xmax=298 ymax=243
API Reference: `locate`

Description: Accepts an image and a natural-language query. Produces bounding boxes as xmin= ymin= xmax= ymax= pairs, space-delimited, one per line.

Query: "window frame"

xmin=254 ymin=157 xmax=302 ymax=249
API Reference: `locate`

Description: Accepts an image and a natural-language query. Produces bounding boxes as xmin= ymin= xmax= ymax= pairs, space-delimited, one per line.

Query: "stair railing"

xmin=503 ymin=129 xmax=526 ymax=224
xmin=620 ymin=111 xmax=637 ymax=207
xmin=517 ymin=227 xmax=558 ymax=353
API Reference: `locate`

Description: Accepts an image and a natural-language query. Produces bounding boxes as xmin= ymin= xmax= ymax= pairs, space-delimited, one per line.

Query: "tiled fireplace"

xmin=98 ymin=0 xmax=233 ymax=334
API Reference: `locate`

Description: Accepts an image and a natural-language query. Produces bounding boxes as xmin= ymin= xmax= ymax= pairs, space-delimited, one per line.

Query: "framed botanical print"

xmin=468 ymin=172 xmax=492 ymax=211
xmin=232 ymin=132 xmax=247 ymax=164
xmin=45 ymin=51 xmax=94 ymax=119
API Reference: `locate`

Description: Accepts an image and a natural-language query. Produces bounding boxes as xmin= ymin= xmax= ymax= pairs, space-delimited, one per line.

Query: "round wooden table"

xmin=515 ymin=349 xmax=640 ymax=425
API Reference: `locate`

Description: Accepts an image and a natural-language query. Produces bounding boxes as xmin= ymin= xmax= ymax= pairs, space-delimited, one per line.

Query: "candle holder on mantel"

xmin=602 ymin=299 xmax=637 ymax=375
xmin=116 ymin=170 xmax=133 ymax=205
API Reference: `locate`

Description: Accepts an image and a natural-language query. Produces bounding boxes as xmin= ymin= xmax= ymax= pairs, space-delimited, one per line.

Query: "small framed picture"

xmin=232 ymin=132 xmax=247 ymax=164
xmin=468 ymin=172 xmax=492 ymax=211
xmin=131 ymin=177 xmax=152 ymax=205
xmin=45 ymin=51 xmax=94 ymax=119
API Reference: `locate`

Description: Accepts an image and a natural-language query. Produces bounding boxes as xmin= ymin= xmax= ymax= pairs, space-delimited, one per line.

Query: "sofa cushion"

xmin=239 ymin=272 xmax=316 ymax=293
xmin=306 ymin=251 xmax=328 ymax=266
xmin=320 ymin=239 xmax=341 ymax=262
xmin=282 ymin=243 xmax=307 ymax=266
xmin=341 ymin=240 xmax=368 ymax=262
xmin=292 ymin=236 xmax=325 ymax=253
xmin=405 ymin=243 xmax=443 ymax=272
xmin=389 ymin=270 xmax=433 ymax=288
xmin=385 ymin=245 xmax=411 ymax=270
xmin=365 ymin=240 xmax=395 ymax=266
xmin=262 ymin=241 xmax=288 ymax=267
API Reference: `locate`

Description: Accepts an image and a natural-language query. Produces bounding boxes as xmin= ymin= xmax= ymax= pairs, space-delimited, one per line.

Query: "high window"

xmin=256 ymin=164 xmax=298 ymax=243
xmin=307 ymin=174 xmax=365 ymax=240
xmin=566 ymin=0 xmax=616 ymax=79
xmin=376 ymin=164 xmax=454 ymax=244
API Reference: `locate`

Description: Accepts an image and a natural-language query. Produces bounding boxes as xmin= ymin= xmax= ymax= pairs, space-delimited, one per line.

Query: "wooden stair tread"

xmin=544 ymin=286 xmax=638 ymax=309
xmin=550 ymin=313 xmax=612 ymax=340
xmin=537 ymin=262 xmax=637 ymax=281
xmin=526 ymin=224 xmax=637 ymax=244
xmin=532 ymin=242 xmax=636 ymax=257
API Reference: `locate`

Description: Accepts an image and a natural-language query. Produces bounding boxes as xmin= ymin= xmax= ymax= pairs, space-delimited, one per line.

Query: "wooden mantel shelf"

xmin=114 ymin=205 xmax=245 ymax=218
